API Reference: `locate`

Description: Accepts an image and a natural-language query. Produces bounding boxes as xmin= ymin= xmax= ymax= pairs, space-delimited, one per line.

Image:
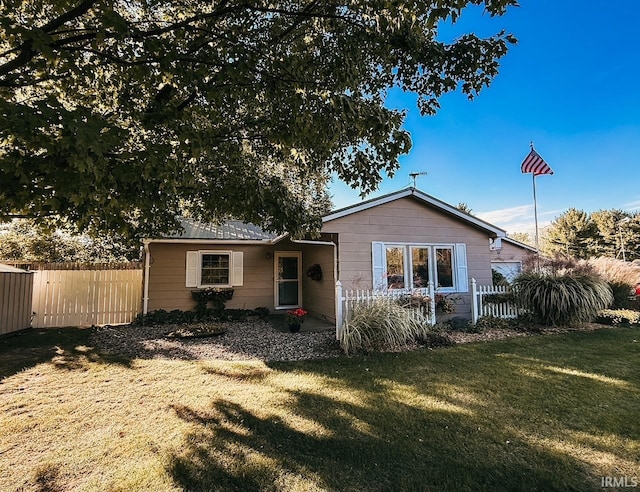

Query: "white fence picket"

xmin=31 ymin=269 xmax=143 ymax=328
xmin=471 ymin=279 xmax=520 ymax=324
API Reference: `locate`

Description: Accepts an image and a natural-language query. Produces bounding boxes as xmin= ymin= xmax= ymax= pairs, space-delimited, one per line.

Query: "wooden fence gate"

xmin=30 ymin=265 xmax=142 ymax=328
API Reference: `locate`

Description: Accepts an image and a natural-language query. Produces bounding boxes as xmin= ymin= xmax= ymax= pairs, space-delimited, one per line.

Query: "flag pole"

xmin=532 ymin=171 xmax=541 ymax=270
xmin=521 ymin=141 xmax=552 ymax=272
xmin=529 ymin=142 xmax=541 ymax=270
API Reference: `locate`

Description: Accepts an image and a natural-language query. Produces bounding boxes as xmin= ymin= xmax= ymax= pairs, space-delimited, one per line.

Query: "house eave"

xmin=501 ymin=236 xmax=538 ymax=252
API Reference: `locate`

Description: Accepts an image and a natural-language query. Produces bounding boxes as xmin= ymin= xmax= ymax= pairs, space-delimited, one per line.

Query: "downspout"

xmin=142 ymin=239 xmax=151 ymax=315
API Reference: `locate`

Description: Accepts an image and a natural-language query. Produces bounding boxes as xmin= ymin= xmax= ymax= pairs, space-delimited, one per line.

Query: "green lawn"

xmin=1 ymin=326 xmax=638 ymax=491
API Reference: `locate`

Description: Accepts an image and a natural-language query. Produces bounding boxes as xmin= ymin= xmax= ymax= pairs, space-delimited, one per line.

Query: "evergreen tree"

xmin=543 ymin=208 xmax=596 ymax=259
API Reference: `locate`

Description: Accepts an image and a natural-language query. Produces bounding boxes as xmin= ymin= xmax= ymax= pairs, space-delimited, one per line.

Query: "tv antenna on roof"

xmin=409 ymin=172 xmax=428 ymax=188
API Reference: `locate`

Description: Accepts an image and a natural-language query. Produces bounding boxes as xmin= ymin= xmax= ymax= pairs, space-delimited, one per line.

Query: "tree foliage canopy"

xmin=542 ymin=208 xmax=640 ymax=261
xmin=1 ymin=0 xmax=517 ymax=238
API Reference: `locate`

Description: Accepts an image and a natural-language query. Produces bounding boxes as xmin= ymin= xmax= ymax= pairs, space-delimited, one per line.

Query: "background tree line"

xmin=509 ymin=208 xmax=640 ymax=261
xmin=0 ymin=220 xmax=141 ymax=263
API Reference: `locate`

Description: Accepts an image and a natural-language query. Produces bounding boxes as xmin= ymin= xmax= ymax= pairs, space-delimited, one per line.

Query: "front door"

xmin=275 ymin=252 xmax=302 ymax=309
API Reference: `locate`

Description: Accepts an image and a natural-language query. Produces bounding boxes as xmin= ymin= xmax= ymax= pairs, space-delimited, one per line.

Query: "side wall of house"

xmin=490 ymin=241 xmax=534 ymax=265
xmin=322 ymin=196 xmax=494 ymax=318
xmin=147 ymin=242 xmax=274 ymax=312
xmin=146 ymin=240 xmax=336 ymax=321
xmin=490 ymin=240 xmax=535 ymax=282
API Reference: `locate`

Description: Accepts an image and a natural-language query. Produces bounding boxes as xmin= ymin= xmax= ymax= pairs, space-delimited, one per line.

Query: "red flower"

xmin=285 ymin=308 xmax=307 ymax=323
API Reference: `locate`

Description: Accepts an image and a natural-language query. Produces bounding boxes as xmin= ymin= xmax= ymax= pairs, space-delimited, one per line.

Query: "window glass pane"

xmin=278 ymin=256 xmax=298 ymax=280
xmin=411 ymin=247 xmax=430 ymax=288
xmin=435 ymin=248 xmax=453 ymax=288
xmin=278 ymin=281 xmax=299 ymax=305
xmin=386 ymin=247 xmax=405 ymax=289
xmin=201 ymin=254 xmax=230 ymax=285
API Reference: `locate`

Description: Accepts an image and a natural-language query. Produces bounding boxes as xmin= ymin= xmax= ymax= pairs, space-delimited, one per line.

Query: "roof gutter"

xmin=144 ymin=238 xmax=274 ymax=245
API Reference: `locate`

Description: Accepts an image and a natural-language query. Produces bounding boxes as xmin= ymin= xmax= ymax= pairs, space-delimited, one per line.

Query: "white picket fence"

xmin=336 ymin=281 xmax=436 ymax=337
xmin=31 ymin=269 xmax=143 ymax=328
xmin=470 ymin=278 xmax=520 ymax=324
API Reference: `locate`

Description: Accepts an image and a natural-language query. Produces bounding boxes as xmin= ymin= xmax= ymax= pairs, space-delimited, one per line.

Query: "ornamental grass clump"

xmin=514 ymin=272 xmax=613 ymax=326
xmin=339 ymin=300 xmax=431 ymax=355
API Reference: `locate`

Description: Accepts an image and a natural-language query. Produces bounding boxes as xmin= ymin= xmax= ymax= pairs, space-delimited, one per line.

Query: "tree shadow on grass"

xmin=255 ymin=332 xmax=640 ymax=490
xmin=0 ymin=327 xmax=136 ymax=380
xmin=167 ymin=387 xmax=597 ymax=492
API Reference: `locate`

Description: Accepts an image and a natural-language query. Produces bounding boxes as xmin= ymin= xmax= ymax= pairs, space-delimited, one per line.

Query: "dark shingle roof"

xmin=164 ymin=217 xmax=277 ymax=241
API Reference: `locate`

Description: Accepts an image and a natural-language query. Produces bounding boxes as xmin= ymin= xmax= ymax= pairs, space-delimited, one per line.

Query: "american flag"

xmin=521 ymin=148 xmax=553 ymax=176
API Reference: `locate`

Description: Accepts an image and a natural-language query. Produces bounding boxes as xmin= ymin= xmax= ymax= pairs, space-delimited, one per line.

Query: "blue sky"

xmin=329 ymin=1 xmax=640 ymax=235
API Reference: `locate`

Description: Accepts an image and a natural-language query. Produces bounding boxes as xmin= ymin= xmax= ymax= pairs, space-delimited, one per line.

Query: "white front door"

xmin=275 ymin=252 xmax=302 ymax=309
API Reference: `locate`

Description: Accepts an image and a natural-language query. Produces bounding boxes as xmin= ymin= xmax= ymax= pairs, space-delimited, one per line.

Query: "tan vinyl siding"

xmin=146 ymin=240 xmax=336 ymax=321
xmin=491 ymin=241 xmax=535 ymax=264
xmin=147 ymin=243 xmax=274 ymax=312
xmin=323 ymin=196 xmax=494 ymax=318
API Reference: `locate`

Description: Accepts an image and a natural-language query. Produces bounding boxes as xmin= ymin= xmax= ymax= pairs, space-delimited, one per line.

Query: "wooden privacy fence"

xmin=31 ymin=267 xmax=143 ymax=328
xmin=471 ymin=278 xmax=520 ymax=324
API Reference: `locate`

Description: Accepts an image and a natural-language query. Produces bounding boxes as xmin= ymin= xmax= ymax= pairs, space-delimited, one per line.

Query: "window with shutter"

xmin=185 ymin=250 xmax=243 ymax=288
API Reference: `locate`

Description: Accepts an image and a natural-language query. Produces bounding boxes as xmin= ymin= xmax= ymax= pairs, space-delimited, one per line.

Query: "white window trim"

xmin=373 ymin=242 xmax=468 ymax=293
xmin=433 ymin=245 xmax=456 ymax=291
xmin=186 ymin=250 xmax=243 ymax=288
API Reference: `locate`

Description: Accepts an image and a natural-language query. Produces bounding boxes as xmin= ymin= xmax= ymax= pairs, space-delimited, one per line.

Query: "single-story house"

xmin=142 ymin=187 xmax=534 ymax=326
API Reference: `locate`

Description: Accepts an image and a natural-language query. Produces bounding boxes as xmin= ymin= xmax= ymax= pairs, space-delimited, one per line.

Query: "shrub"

xmin=513 ymin=272 xmax=613 ymax=326
xmin=509 ymin=312 xmax=543 ymax=333
xmin=395 ymin=293 xmax=433 ymax=317
xmin=585 ymin=257 xmax=640 ymax=285
xmin=595 ymin=309 xmax=640 ymax=326
xmin=132 ymin=309 xmax=198 ymax=326
xmin=492 ymin=269 xmax=509 ymax=286
xmin=435 ymin=294 xmax=458 ymax=313
xmin=191 ymin=288 xmax=234 ymax=314
xmin=483 ymin=292 xmax=517 ymax=305
xmin=253 ymin=307 xmax=271 ymax=320
xmin=132 ymin=307 xmax=257 ymax=326
xmin=608 ymin=281 xmax=637 ymax=309
xmin=418 ymin=332 xmax=456 ymax=348
xmin=447 ymin=316 xmax=474 ymax=332
xmin=339 ymin=301 xmax=431 ymax=355
xmin=476 ymin=316 xmax=510 ymax=330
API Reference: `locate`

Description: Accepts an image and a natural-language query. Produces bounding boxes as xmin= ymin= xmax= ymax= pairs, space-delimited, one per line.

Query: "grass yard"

xmin=1 ymin=326 xmax=639 ymax=491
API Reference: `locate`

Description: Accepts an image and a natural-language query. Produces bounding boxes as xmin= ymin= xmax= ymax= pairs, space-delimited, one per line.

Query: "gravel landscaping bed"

xmin=90 ymin=318 xmax=612 ymax=362
xmin=90 ymin=318 xmax=342 ymax=362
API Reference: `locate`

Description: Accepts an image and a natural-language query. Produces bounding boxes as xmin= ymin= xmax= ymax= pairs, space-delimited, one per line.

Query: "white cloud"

xmin=477 ymin=204 xmax=533 ymax=227
xmin=477 ymin=204 xmax=555 ymax=235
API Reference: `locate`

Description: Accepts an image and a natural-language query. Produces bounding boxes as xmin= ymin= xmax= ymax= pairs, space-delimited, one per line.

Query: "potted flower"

xmin=285 ymin=308 xmax=307 ymax=332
